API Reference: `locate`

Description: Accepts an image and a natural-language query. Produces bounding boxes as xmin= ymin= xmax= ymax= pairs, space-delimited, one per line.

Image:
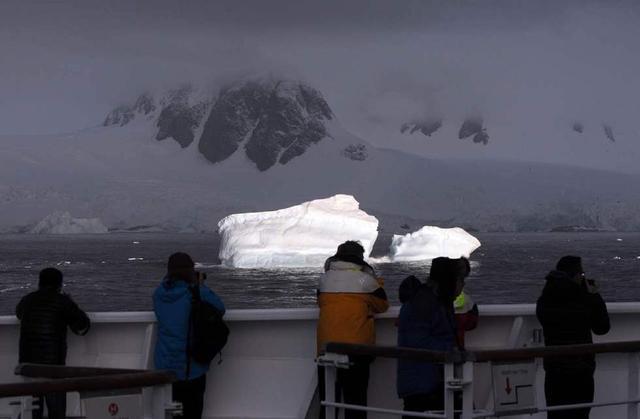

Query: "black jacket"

xmin=536 ymin=271 xmax=610 ymax=373
xmin=16 ymin=289 xmax=90 ymax=365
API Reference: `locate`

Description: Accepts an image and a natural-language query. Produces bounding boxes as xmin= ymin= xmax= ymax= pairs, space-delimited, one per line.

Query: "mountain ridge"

xmin=1 ymin=78 xmax=639 ymax=233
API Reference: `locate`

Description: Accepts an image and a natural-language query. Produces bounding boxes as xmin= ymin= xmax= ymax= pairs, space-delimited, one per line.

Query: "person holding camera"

xmin=317 ymin=241 xmax=389 ymax=419
xmin=16 ymin=267 xmax=90 ymax=419
xmin=536 ymin=256 xmax=610 ymax=419
xmin=153 ymin=252 xmax=225 ymax=419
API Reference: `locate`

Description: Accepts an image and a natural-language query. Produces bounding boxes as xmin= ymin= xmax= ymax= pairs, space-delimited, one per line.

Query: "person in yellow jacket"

xmin=317 ymin=241 xmax=389 ymax=419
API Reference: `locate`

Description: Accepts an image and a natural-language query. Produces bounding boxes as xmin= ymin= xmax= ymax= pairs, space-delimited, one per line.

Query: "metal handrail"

xmin=15 ymin=363 xmax=147 ymax=379
xmin=0 ymin=369 xmax=175 ymax=398
xmin=321 ymin=341 xmax=640 ymax=419
xmin=325 ymin=340 xmax=640 ymax=363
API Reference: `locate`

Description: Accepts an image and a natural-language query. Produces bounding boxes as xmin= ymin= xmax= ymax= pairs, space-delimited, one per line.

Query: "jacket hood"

xmin=546 ymin=270 xmax=573 ymax=281
xmin=543 ymin=270 xmax=582 ymax=297
xmin=324 ymin=255 xmax=375 ymax=276
xmin=398 ymin=275 xmax=423 ymax=304
xmin=157 ymin=277 xmax=190 ymax=303
xmin=319 ymin=261 xmax=379 ymax=293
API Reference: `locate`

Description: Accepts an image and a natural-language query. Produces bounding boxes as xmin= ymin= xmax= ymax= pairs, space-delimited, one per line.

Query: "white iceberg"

xmin=389 ymin=226 xmax=480 ymax=262
xmin=217 ymin=194 xmax=379 ymax=268
xmin=30 ymin=212 xmax=108 ymax=234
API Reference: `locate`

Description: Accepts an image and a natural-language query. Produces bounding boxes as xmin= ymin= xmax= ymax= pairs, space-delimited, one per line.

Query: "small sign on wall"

xmin=492 ymin=362 xmax=537 ymax=416
xmin=83 ymin=394 xmax=142 ymax=419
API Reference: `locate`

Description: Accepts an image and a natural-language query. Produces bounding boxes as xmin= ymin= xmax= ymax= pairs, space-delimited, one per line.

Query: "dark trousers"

xmin=173 ymin=374 xmax=207 ymax=419
xmin=545 ymin=371 xmax=594 ymax=419
xmin=32 ymin=393 xmax=66 ymax=419
xmin=318 ymin=357 xmax=371 ymax=419
xmin=403 ymin=390 xmax=461 ymax=419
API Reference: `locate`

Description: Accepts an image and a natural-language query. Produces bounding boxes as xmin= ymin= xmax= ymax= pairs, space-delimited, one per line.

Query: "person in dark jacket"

xmin=396 ymin=257 xmax=464 ymax=418
xmin=317 ymin=241 xmax=389 ymax=419
xmin=16 ymin=267 xmax=90 ymax=419
xmin=154 ymin=252 xmax=225 ymax=419
xmin=536 ymin=256 xmax=610 ymax=419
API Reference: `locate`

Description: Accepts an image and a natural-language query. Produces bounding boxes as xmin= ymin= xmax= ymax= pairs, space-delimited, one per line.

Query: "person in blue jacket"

xmin=397 ymin=257 xmax=465 ymax=418
xmin=153 ymin=252 xmax=225 ymax=419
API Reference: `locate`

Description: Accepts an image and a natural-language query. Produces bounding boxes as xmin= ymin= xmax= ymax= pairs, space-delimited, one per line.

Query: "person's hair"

xmin=336 ymin=241 xmax=365 ymax=260
xmin=167 ymin=252 xmax=195 ymax=280
xmin=39 ymin=268 xmax=63 ymax=291
xmin=556 ymin=255 xmax=583 ymax=278
xmin=429 ymin=257 xmax=459 ymax=301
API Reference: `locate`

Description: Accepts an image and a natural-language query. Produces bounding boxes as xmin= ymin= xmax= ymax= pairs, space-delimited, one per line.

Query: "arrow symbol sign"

xmin=505 ymin=377 xmax=512 ymax=395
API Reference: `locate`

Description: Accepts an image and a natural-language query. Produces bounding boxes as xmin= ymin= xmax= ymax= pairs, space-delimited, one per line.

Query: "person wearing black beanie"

xmin=536 ymin=255 xmax=610 ymax=418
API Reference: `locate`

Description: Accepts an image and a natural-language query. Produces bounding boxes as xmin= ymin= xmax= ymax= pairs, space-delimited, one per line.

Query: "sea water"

xmin=0 ymin=232 xmax=638 ymax=314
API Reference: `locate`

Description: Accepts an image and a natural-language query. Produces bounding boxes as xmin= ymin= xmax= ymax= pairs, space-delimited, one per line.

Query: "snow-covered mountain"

xmin=1 ymin=78 xmax=639 ymax=233
xmin=102 ymin=79 xmax=356 ymax=172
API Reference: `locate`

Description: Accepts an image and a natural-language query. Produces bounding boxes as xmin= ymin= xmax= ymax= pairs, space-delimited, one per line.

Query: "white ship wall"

xmin=1 ymin=304 xmax=640 ymax=419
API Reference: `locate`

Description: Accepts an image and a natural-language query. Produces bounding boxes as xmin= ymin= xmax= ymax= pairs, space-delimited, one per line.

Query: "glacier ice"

xmin=389 ymin=226 xmax=481 ymax=262
xmin=217 ymin=195 xmax=379 ymax=268
xmin=29 ymin=212 xmax=108 ymax=234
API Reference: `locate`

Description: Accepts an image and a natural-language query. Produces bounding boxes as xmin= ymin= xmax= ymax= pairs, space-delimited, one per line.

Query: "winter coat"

xmin=536 ymin=270 xmax=610 ymax=373
xmin=16 ymin=290 xmax=90 ymax=365
xmin=316 ymin=259 xmax=389 ymax=355
xmin=454 ymin=291 xmax=479 ymax=349
xmin=397 ymin=277 xmax=457 ymax=398
xmin=153 ymin=278 xmax=225 ymax=381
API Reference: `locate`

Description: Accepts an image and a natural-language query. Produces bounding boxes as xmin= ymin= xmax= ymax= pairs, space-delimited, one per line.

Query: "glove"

xmin=585 ymin=279 xmax=599 ymax=294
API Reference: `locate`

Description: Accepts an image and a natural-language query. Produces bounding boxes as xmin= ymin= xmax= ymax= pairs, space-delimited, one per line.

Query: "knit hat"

xmin=167 ymin=252 xmax=195 ymax=275
xmin=335 ymin=241 xmax=365 ymax=261
xmin=556 ymin=255 xmax=583 ymax=277
xmin=39 ymin=267 xmax=63 ymax=290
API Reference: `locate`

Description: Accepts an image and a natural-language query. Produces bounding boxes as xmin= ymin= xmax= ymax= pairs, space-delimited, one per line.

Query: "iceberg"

xmin=30 ymin=212 xmax=108 ymax=234
xmin=217 ymin=195 xmax=379 ymax=268
xmin=389 ymin=226 xmax=481 ymax=262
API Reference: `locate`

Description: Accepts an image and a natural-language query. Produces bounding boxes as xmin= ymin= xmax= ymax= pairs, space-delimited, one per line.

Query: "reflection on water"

xmin=0 ymin=232 xmax=639 ymax=314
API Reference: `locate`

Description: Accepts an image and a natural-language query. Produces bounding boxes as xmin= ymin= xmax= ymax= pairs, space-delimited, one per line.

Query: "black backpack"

xmin=187 ymin=286 xmax=229 ymax=366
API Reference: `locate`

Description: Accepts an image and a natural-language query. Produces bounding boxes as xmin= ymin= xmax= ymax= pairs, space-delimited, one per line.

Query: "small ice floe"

xmin=194 ymin=262 xmax=221 ymax=269
xmin=613 ymin=256 xmax=622 ymax=260
xmin=368 ymin=256 xmax=392 ymax=264
xmin=0 ymin=286 xmax=28 ymax=294
xmin=616 ymin=238 xmax=623 ymax=242
xmin=23 ymin=265 xmax=32 ymax=269
xmin=100 ymin=261 xmax=107 ymax=264
xmin=636 ymin=256 xmax=640 ymax=260
xmin=56 ymin=261 xmax=72 ymax=266
xmin=132 ymin=241 xmax=140 ymax=245
xmin=127 ymin=257 xmax=144 ymax=261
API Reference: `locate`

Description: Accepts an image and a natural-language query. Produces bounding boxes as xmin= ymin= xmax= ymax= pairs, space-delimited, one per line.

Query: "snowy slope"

xmin=1 ymin=79 xmax=639 ymax=233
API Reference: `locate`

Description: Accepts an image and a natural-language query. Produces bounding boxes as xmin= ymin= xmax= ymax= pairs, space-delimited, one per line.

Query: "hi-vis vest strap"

xmin=319 ymin=261 xmax=379 ymax=294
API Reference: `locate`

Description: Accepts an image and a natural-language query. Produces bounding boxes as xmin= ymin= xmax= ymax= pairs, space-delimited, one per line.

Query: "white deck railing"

xmin=320 ymin=341 xmax=640 ymax=419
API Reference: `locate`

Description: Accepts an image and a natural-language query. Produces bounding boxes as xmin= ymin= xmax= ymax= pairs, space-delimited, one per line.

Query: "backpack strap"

xmin=185 ymin=285 xmax=201 ymax=380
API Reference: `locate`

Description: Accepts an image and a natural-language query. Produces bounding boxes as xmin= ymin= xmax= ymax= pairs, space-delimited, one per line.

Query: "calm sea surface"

xmin=1 ymin=233 xmax=639 ymax=314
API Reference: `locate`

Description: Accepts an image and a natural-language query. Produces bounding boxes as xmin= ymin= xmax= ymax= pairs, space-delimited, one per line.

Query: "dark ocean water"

xmin=0 ymin=233 xmax=639 ymax=314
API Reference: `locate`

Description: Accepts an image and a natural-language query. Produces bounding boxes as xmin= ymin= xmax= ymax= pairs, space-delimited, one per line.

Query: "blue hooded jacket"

xmin=153 ymin=277 xmax=225 ymax=380
xmin=397 ymin=277 xmax=457 ymax=398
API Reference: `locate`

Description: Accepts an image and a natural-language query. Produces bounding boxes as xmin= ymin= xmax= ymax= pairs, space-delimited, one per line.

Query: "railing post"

xmin=628 ymin=352 xmax=639 ymax=419
xmin=19 ymin=396 xmax=34 ymax=419
xmin=324 ymin=365 xmax=337 ymax=419
xmin=444 ymin=362 xmax=455 ymax=419
xmin=461 ymin=361 xmax=474 ymax=419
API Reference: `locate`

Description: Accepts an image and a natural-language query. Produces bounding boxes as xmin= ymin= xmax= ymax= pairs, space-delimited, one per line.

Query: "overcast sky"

xmin=1 ymin=0 xmax=639 ymax=171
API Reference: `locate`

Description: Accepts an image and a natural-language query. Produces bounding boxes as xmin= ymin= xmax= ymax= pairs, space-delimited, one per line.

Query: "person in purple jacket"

xmin=153 ymin=252 xmax=225 ymax=419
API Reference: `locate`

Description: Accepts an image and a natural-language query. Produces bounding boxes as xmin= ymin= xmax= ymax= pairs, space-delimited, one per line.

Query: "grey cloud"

xmin=0 ymin=0 xmax=639 ymax=173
